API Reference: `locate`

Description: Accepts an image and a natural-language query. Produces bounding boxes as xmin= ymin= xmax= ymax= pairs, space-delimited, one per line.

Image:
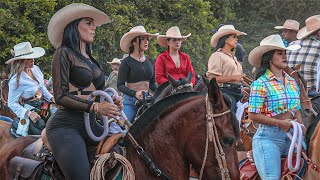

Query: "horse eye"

xmin=221 ymin=137 xmax=235 ymax=147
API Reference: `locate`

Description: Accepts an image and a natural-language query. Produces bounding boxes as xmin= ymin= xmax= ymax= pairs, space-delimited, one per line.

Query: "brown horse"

xmin=304 ymin=115 xmax=320 ymax=179
xmin=0 ymin=79 xmax=17 ymax=120
xmin=0 ymin=121 xmax=14 ymax=150
xmin=125 ymin=77 xmax=240 ymax=179
xmin=0 ymin=78 xmax=240 ymax=180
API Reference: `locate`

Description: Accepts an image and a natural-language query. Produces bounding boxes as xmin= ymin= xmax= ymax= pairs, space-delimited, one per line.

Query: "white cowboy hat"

xmin=248 ymin=34 xmax=301 ymax=68
xmin=6 ymin=42 xmax=45 ymax=64
xmin=120 ymin=26 xmax=159 ymax=53
xmin=107 ymin=58 xmax=122 ymax=65
xmin=210 ymin=25 xmax=246 ymax=47
xmin=47 ymin=3 xmax=111 ymax=49
xmin=274 ymin=19 xmax=300 ymax=31
xmin=157 ymin=26 xmax=191 ymax=47
xmin=297 ymin=15 xmax=320 ymax=39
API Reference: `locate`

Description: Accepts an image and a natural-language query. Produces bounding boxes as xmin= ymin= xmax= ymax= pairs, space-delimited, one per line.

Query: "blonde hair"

xmin=9 ymin=59 xmax=26 ymax=89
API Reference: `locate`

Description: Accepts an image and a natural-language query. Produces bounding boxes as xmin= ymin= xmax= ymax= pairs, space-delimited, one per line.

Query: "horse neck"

xmin=305 ymin=122 xmax=320 ymax=179
xmin=127 ymin=96 xmax=204 ymax=179
xmin=154 ymin=85 xmax=173 ymax=102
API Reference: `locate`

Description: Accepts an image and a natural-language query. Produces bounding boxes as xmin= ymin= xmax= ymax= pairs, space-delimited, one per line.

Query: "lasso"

xmin=286 ymin=121 xmax=303 ymax=172
xmin=84 ymin=88 xmax=127 ymax=141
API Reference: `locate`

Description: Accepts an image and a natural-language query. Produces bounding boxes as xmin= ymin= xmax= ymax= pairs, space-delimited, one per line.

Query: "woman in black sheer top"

xmin=118 ymin=26 xmax=158 ymax=123
xmin=46 ymin=3 xmax=123 ymax=179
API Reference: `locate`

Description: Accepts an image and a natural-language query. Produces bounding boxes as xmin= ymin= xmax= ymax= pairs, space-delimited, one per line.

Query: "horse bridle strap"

xmin=126 ymin=133 xmax=173 ymax=180
xmin=199 ymin=94 xmax=231 ymax=180
xmin=172 ymin=83 xmax=192 ymax=94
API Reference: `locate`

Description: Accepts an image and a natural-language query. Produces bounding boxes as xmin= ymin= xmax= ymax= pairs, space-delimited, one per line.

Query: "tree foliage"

xmin=1 ymin=0 xmax=319 ymax=78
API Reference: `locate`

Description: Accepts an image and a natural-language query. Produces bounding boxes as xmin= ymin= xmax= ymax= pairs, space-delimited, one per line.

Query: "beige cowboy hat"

xmin=274 ymin=19 xmax=300 ymax=31
xmin=48 ymin=3 xmax=111 ymax=49
xmin=120 ymin=26 xmax=159 ymax=53
xmin=6 ymin=42 xmax=45 ymax=64
xmin=248 ymin=34 xmax=301 ymax=68
xmin=210 ymin=25 xmax=246 ymax=47
xmin=157 ymin=26 xmax=191 ymax=47
xmin=107 ymin=58 xmax=122 ymax=65
xmin=297 ymin=15 xmax=320 ymax=39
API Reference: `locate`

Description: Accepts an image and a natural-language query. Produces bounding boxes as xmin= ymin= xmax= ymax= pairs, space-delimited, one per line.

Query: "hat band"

xmin=14 ymin=51 xmax=33 ymax=58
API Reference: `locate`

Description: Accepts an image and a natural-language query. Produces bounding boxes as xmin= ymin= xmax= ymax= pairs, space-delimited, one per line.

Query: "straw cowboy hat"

xmin=107 ymin=54 xmax=128 ymax=65
xmin=157 ymin=26 xmax=191 ymax=47
xmin=274 ymin=19 xmax=300 ymax=31
xmin=248 ymin=34 xmax=301 ymax=68
xmin=120 ymin=26 xmax=159 ymax=53
xmin=210 ymin=25 xmax=246 ymax=47
xmin=6 ymin=42 xmax=45 ymax=64
xmin=297 ymin=15 xmax=320 ymax=39
xmin=48 ymin=3 xmax=111 ymax=48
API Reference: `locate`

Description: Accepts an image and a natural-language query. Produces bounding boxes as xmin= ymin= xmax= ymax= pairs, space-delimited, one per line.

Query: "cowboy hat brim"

xmin=297 ymin=26 xmax=320 ymax=39
xmin=5 ymin=47 xmax=45 ymax=64
xmin=120 ymin=32 xmax=159 ymax=53
xmin=274 ymin=25 xmax=299 ymax=31
xmin=211 ymin=29 xmax=246 ymax=47
xmin=48 ymin=3 xmax=111 ymax=49
xmin=107 ymin=58 xmax=121 ymax=65
xmin=248 ymin=44 xmax=301 ymax=68
xmin=157 ymin=33 xmax=191 ymax=47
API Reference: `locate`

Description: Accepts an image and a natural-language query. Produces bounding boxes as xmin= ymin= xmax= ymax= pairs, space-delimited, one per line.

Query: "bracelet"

xmin=27 ymin=111 xmax=32 ymax=117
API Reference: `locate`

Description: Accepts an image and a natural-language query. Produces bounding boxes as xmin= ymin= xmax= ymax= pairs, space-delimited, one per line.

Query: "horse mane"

xmin=222 ymin=94 xmax=240 ymax=138
xmin=128 ymin=92 xmax=201 ymax=139
xmin=306 ymin=114 xmax=320 ymax=156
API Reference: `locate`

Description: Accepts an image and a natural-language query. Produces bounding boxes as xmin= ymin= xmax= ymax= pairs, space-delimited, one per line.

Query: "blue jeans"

xmin=252 ymin=125 xmax=291 ymax=180
xmin=123 ymin=94 xmax=138 ymax=123
xmin=221 ymin=87 xmax=242 ymax=114
xmin=0 ymin=115 xmax=13 ymax=123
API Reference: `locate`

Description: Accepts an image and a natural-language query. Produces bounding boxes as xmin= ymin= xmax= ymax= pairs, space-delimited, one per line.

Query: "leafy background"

xmin=0 ymin=0 xmax=319 ymax=78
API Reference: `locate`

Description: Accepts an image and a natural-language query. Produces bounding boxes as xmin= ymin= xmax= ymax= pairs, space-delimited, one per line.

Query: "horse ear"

xmin=167 ymin=73 xmax=178 ymax=86
xmin=187 ymin=71 xmax=192 ymax=83
xmin=202 ymin=75 xmax=210 ymax=86
xmin=207 ymin=78 xmax=223 ymax=107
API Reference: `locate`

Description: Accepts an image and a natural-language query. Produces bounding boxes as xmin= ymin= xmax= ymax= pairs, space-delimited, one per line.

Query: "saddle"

xmin=239 ymin=154 xmax=307 ymax=180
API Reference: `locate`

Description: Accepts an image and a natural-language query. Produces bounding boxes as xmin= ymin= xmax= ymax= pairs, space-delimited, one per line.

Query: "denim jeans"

xmin=123 ymin=94 xmax=138 ymax=123
xmin=220 ymin=87 xmax=242 ymax=114
xmin=252 ymin=125 xmax=291 ymax=180
xmin=0 ymin=115 xmax=13 ymax=123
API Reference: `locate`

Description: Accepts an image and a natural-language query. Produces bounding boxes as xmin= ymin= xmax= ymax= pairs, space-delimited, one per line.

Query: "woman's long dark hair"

xmin=255 ymin=50 xmax=275 ymax=79
xmin=61 ymin=18 xmax=95 ymax=61
xmin=214 ymin=34 xmax=232 ymax=52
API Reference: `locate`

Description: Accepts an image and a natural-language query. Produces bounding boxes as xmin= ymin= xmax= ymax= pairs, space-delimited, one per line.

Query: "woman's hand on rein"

xmin=135 ymin=90 xmax=145 ymax=100
xmin=29 ymin=112 xmax=41 ymax=122
xmin=98 ymin=101 xmax=120 ymax=118
xmin=113 ymin=95 xmax=124 ymax=111
xmin=278 ymin=119 xmax=292 ymax=132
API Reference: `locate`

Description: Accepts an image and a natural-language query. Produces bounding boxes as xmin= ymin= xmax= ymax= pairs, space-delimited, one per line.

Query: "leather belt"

xmin=220 ymin=83 xmax=241 ymax=89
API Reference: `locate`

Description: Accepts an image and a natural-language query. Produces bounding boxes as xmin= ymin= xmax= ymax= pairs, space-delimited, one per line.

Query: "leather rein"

xmin=198 ymin=94 xmax=232 ymax=180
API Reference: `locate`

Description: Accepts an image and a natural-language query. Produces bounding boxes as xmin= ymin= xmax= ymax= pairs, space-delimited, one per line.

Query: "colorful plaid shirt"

xmin=287 ymin=35 xmax=320 ymax=91
xmin=248 ymin=69 xmax=300 ymax=117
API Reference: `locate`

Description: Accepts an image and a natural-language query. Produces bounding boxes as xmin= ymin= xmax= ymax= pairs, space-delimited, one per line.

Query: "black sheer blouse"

xmin=51 ymin=47 xmax=104 ymax=112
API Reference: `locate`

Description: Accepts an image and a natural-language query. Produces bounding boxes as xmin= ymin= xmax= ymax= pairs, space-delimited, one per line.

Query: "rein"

xmin=171 ymin=83 xmax=192 ymax=94
xmin=286 ymin=121 xmax=303 ymax=172
xmin=199 ymin=94 xmax=231 ymax=180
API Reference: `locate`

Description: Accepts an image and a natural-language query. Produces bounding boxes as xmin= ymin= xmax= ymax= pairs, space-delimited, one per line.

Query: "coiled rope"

xmin=90 ymin=153 xmax=135 ymax=180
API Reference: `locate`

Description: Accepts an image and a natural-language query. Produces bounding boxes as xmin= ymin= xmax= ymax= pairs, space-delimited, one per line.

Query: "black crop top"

xmin=52 ymin=47 xmax=105 ymax=112
xmin=117 ymin=56 xmax=157 ymax=97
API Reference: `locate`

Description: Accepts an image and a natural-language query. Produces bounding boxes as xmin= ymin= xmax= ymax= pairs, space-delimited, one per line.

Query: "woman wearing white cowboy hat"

xmin=105 ymin=55 xmax=126 ymax=95
xmin=155 ymin=26 xmax=196 ymax=86
xmin=247 ymin=34 xmax=305 ymax=179
xmin=46 ymin=3 xmax=123 ymax=179
xmin=7 ymin=41 xmax=54 ymax=136
xmin=117 ymin=25 xmax=158 ymax=123
xmin=206 ymin=24 xmax=247 ymax=113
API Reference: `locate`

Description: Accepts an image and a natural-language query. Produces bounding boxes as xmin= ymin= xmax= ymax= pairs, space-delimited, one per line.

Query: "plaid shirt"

xmin=248 ymin=69 xmax=300 ymax=117
xmin=287 ymin=35 xmax=320 ymax=91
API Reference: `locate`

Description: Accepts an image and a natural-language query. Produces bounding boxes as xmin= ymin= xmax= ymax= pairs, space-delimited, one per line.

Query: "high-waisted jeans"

xmin=123 ymin=94 xmax=138 ymax=123
xmin=252 ymin=125 xmax=292 ymax=180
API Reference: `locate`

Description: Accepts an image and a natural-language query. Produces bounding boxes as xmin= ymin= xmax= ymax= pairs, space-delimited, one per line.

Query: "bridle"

xmin=171 ymin=83 xmax=193 ymax=94
xmin=198 ymin=94 xmax=232 ymax=180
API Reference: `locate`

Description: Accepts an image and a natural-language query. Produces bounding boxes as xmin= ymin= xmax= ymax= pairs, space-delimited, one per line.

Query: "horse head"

xmin=185 ymin=76 xmax=240 ymax=180
xmin=167 ymin=71 xmax=194 ymax=94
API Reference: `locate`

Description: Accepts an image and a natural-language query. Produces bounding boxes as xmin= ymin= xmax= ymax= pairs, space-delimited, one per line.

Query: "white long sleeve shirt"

xmin=8 ymin=65 xmax=53 ymax=119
